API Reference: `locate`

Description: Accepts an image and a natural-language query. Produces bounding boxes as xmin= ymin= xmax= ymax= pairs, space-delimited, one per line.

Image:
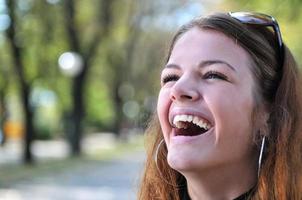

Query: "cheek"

xmin=207 ymin=88 xmax=256 ymax=160
xmin=208 ymin=87 xmax=255 ymax=138
xmin=157 ymin=89 xmax=171 ymax=135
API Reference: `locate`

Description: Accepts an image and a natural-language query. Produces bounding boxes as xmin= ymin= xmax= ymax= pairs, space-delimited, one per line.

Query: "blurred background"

xmin=0 ymin=0 xmax=301 ymax=199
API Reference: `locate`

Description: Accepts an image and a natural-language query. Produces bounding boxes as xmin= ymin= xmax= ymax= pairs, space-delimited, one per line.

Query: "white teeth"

xmin=172 ymin=114 xmax=212 ymax=131
xmin=193 ymin=116 xmax=199 ymax=124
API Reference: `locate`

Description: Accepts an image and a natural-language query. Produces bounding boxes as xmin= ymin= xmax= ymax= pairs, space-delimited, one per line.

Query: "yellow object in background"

xmin=3 ymin=121 xmax=24 ymax=140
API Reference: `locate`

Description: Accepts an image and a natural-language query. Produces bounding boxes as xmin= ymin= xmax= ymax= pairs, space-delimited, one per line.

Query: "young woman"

xmin=138 ymin=12 xmax=302 ymax=200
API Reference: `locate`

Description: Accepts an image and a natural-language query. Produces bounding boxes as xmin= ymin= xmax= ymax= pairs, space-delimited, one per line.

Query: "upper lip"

xmin=169 ymin=107 xmax=214 ymax=128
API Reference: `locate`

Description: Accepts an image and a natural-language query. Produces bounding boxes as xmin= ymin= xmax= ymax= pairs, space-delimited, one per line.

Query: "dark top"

xmin=181 ymin=187 xmax=254 ymax=200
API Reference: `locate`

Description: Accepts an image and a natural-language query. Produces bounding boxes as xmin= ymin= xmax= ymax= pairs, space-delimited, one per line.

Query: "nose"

xmin=170 ymin=76 xmax=200 ymax=102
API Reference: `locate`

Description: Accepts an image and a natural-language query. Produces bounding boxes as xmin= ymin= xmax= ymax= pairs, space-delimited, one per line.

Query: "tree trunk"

xmin=63 ymin=0 xmax=113 ymax=156
xmin=5 ymin=0 xmax=35 ymax=164
xmin=70 ymin=67 xmax=86 ymax=155
xmin=0 ymin=88 xmax=7 ymax=145
xmin=112 ymin=81 xmax=124 ymax=135
xmin=22 ymin=86 xmax=34 ymax=163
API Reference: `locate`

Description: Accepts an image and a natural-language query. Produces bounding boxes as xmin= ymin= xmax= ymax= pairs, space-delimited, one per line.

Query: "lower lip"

xmin=170 ymin=128 xmax=213 ymax=144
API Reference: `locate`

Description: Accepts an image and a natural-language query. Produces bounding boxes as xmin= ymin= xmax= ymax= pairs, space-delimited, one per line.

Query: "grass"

xmin=0 ymin=135 xmax=144 ymax=187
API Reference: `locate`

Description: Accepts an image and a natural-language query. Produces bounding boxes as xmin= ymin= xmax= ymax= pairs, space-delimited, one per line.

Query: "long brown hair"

xmin=138 ymin=12 xmax=302 ymax=200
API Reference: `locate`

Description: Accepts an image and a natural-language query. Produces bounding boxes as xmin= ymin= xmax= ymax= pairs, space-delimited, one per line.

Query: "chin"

xmin=167 ymin=148 xmax=202 ymax=172
xmin=167 ymin=145 xmax=218 ymax=175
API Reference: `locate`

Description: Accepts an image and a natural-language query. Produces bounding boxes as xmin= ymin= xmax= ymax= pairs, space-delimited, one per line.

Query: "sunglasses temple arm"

xmin=273 ymin=24 xmax=283 ymax=49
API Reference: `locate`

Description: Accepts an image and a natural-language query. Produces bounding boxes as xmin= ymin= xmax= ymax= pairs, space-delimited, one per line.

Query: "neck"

xmin=183 ymin=160 xmax=257 ymax=200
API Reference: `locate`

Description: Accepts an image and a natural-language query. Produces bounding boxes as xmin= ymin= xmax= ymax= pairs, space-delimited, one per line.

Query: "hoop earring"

xmin=258 ymin=136 xmax=266 ymax=177
xmin=154 ymin=139 xmax=185 ymax=188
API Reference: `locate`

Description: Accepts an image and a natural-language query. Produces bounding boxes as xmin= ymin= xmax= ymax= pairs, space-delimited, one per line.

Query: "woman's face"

xmin=157 ymin=27 xmax=258 ymax=173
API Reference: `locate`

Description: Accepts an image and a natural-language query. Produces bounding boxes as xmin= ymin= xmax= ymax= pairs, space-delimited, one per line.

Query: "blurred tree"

xmin=0 ymin=67 xmax=8 ymax=145
xmin=1 ymin=0 xmax=210 ymax=161
xmin=105 ymin=0 xmax=147 ymax=136
xmin=62 ymin=0 xmax=114 ymax=156
xmin=5 ymin=0 xmax=36 ymax=163
xmin=3 ymin=0 xmax=65 ymax=163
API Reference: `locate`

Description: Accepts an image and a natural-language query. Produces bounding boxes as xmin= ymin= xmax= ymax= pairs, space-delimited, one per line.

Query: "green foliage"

xmin=86 ymin=76 xmax=115 ymax=130
xmin=2 ymin=0 xmax=215 ymax=139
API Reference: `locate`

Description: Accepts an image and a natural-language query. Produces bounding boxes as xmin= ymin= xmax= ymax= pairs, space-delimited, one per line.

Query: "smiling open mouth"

xmin=172 ymin=114 xmax=212 ymax=136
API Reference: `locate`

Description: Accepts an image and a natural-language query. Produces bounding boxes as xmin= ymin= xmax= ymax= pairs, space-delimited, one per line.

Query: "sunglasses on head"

xmin=229 ymin=12 xmax=284 ymax=66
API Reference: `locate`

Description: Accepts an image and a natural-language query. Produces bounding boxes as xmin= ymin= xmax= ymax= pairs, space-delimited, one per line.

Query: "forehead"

xmin=169 ymin=27 xmax=252 ymax=74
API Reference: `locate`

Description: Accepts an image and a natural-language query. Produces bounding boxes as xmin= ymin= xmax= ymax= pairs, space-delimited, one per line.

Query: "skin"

xmin=157 ymin=27 xmax=261 ymax=200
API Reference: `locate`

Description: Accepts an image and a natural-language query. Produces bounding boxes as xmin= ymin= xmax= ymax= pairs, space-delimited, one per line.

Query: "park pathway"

xmin=0 ymin=148 xmax=145 ymax=200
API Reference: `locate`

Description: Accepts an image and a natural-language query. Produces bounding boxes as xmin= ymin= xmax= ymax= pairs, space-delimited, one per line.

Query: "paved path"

xmin=0 ymin=149 xmax=145 ymax=200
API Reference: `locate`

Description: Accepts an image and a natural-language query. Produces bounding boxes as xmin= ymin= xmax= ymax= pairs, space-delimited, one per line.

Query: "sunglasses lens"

xmin=230 ymin=12 xmax=272 ymax=25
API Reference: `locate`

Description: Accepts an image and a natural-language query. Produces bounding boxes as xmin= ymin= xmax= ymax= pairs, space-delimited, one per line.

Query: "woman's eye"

xmin=204 ymin=71 xmax=227 ymax=80
xmin=162 ymin=74 xmax=179 ymax=84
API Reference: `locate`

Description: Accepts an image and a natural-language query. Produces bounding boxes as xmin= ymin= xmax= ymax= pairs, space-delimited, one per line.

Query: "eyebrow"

xmin=165 ymin=59 xmax=236 ymax=72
